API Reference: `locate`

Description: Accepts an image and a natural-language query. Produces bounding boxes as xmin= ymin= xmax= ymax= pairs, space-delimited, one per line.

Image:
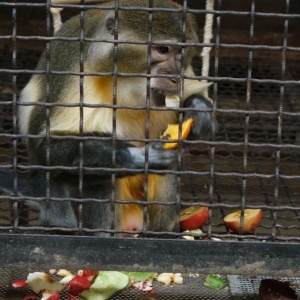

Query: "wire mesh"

xmin=0 ymin=0 xmax=300 ymax=281
xmin=0 ymin=268 xmax=233 ymax=300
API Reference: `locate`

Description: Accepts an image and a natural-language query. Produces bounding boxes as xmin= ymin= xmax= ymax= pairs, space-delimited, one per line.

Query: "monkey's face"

xmin=114 ymin=42 xmax=196 ymax=109
xmin=149 ymin=44 xmax=182 ymax=107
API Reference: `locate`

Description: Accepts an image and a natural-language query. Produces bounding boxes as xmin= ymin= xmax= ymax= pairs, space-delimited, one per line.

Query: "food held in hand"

xmin=180 ymin=206 xmax=209 ymax=231
xmin=160 ymin=118 xmax=194 ymax=149
xmin=223 ymin=208 xmax=262 ymax=234
xmin=165 ymin=94 xmax=180 ymax=108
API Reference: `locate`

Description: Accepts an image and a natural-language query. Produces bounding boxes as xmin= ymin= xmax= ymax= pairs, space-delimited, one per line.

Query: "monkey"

xmin=0 ymin=0 xmax=214 ymax=235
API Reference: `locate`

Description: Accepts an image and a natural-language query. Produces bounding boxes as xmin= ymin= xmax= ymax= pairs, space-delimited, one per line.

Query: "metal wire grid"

xmin=0 ymin=268 xmax=233 ymax=300
xmin=0 ymin=1 xmax=299 ymax=241
xmin=1 ymin=268 xmax=300 ymax=299
xmin=228 ymin=275 xmax=300 ymax=299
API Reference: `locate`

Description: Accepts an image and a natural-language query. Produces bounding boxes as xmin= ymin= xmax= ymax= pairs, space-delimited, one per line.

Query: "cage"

xmin=0 ymin=0 xmax=300 ymax=299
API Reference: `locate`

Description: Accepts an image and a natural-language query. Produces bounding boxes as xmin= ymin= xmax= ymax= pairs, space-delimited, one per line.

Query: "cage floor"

xmin=1 ymin=268 xmax=300 ymax=300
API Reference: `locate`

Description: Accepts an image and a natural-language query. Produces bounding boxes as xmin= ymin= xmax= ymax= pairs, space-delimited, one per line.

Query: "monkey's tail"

xmin=0 ymin=170 xmax=30 ymax=197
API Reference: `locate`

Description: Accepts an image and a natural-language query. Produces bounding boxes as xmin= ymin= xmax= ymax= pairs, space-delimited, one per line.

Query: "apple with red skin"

xmin=224 ymin=209 xmax=262 ymax=234
xmin=180 ymin=206 xmax=209 ymax=231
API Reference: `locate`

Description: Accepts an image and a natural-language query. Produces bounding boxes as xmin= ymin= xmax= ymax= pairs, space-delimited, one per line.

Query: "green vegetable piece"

xmin=204 ymin=274 xmax=226 ymax=290
xmin=121 ymin=271 xmax=156 ymax=282
xmin=81 ymin=271 xmax=129 ymax=300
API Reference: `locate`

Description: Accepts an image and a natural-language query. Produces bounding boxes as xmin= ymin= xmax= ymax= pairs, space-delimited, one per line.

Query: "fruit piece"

xmin=69 ymin=275 xmax=91 ymax=295
xmin=80 ymin=271 xmax=129 ymax=300
xmin=160 ymin=118 xmax=194 ymax=149
xmin=182 ymin=229 xmax=203 ymax=240
xmin=57 ymin=269 xmax=73 ymax=277
xmin=59 ymin=274 xmax=75 ymax=285
xmin=48 ymin=269 xmax=57 ymax=275
xmin=156 ymin=273 xmax=173 ymax=286
xmin=77 ymin=270 xmax=98 ymax=278
xmin=67 ymin=293 xmax=78 ymax=300
xmin=12 ymin=279 xmax=27 ymax=288
xmin=259 ymin=279 xmax=297 ymax=300
xmin=41 ymin=290 xmax=60 ymax=300
xmin=156 ymin=273 xmax=183 ymax=285
xmin=204 ymin=274 xmax=226 ymax=290
xmin=27 ymin=272 xmax=64 ymax=294
xmin=165 ymin=94 xmax=180 ymax=108
xmin=223 ymin=209 xmax=262 ymax=234
xmin=179 ymin=206 xmax=209 ymax=231
xmin=121 ymin=271 xmax=156 ymax=283
xmin=173 ymin=273 xmax=183 ymax=285
xmin=131 ymin=279 xmax=154 ymax=292
xmin=77 ymin=270 xmax=97 ymax=282
xmin=123 ymin=271 xmax=156 ymax=293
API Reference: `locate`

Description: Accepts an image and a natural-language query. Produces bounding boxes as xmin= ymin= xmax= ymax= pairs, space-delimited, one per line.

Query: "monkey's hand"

xmin=183 ymin=94 xmax=214 ymax=140
xmin=129 ymin=144 xmax=178 ymax=170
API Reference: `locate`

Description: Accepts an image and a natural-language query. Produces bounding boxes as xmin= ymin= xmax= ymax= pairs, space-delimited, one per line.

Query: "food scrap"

xmin=80 ymin=271 xmax=130 ymax=300
xmin=27 ymin=272 xmax=64 ymax=295
xmin=122 ymin=271 xmax=157 ymax=292
xmin=160 ymin=118 xmax=194 ymax=149
xmin=204 ymin=274 xmax=227 ymax=290
xmin=156 ymin=273 xmax=183 ymax=286
xmin=181 ymin=229 xmax=203 ymax=240
xmin=12 ymin=269 xmax=190 ymax=299
xmin=165 ymin=94 xmax=180 ymax=108
xmin=12 ymin=270 xmax=128 ymax=300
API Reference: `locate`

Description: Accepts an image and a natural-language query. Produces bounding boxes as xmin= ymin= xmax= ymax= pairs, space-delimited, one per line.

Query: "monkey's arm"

xmin=183 ymin=94 xmax=214 ymax=139
xmin=29 ymin=134 xmax=177 ymax=176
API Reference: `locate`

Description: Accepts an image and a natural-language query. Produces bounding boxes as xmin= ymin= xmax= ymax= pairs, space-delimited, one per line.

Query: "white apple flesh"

xmin=224 ymin=209 xmax=262 ymax=234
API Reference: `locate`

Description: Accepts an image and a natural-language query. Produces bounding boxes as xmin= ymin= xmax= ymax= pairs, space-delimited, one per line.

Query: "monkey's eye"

xmin=155 ymin=46 xmax=169 ymax=54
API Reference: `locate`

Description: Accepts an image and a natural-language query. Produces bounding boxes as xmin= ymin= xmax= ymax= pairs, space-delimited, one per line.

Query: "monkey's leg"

xmin=80 ymin=183 xmax=112 ymax=237
xmin=147 ymin=174 xmax=177 ymax=232
xmin=116 ymin=175 xmax=144 ymax=234
xmin=31 ymin=172 xmax=78 ymax=228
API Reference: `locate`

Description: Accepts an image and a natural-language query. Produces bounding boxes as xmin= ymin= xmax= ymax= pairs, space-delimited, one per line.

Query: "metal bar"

xmin=0 ymin=233 xmax=299 ymax=276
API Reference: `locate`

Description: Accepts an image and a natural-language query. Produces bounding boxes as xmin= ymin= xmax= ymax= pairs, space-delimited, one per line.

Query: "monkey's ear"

xmin=106 ymin=17 xmax=115 ymax=35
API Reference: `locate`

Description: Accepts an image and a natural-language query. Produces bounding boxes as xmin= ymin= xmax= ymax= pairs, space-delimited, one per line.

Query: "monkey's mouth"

xmin=151 ymin=89 xmax=179 ymax=107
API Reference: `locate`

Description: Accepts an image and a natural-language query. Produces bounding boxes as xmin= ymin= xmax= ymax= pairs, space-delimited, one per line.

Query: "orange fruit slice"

xmin=160 ymin=118 xmax=194 ymax=149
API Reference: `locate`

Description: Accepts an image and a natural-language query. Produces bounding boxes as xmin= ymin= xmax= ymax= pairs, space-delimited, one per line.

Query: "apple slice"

xmin=180 ymin=206 xmax=209 ymax=231
xmin=41 ymin=290 xmax=60 ymax=300
xmin=12 ymin=279 xmax=27 ymax=288
xmin=80 ymin=271 xmax=130 ymax=300
xmin=27 ymin=272 xmax=64 ymax=294
xmin=160 ymin=118 xmax=194 ymax=149
xmin=224 ymin=209 xmax=262 ymax=234
xmin=68 ymin=275 xmax=91 ymax=295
